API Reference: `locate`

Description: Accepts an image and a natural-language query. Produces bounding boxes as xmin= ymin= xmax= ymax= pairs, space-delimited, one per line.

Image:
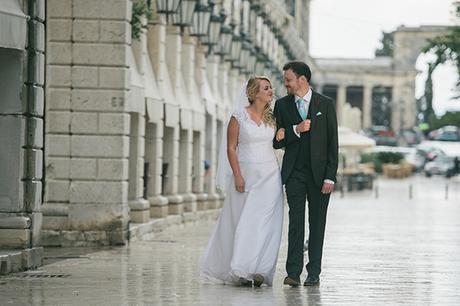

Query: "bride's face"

xmin=255 ymin=79 xmax=274 ymax=104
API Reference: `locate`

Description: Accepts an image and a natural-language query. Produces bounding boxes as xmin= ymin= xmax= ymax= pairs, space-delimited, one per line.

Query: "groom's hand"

xmin=321 ymin=182 xmax=334 ymax=194
xmin=295 ymin=119 xmax=311 ymax=133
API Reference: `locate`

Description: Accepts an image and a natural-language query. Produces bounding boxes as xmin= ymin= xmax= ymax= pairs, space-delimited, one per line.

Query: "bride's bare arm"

xmin=227 ymin=117 xmax=245 ymax=192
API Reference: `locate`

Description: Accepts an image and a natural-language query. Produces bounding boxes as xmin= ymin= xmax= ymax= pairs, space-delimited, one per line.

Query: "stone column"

xmin=0 ymin=0 xmax=45 ymax=267
xmin=337 ymin=84 xmax=347 ymax=125
xmin=362 ymin=84 xmax=372 ymax=129
xmin=197 ymin=47 xmax=219 ymax=210
xmin=146 ymin=120 xmax=168 ymax=218
xmin=43 ymin=0 xmax=132 ymax=246
xmin=128 ymin=113 xmax=150 ymax=223
xmin=146 ymin=21 xmax=169 ymax=218
xmin=166 ymin=26 xmax=196 ymax=212
xmin=42 ymin=0 xmax=72 ymax=245
xmin=181 ymin=35 xmax=207 ymax=209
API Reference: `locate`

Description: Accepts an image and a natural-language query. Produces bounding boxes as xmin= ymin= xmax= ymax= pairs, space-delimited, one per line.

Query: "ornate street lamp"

xmin=229 ymin=32 xmax=242 ymax=62
xmin=156 ymin=0 xmax=181 ymax=14
xmin=172 ymin=0 xmax=197 ymax=27
xmin=245 ymin=46 xmax=257 ymax=74
xmin=202 ymin=7 xmax=224 ymax=46
xmin=189 ymin=0 xmax=212 ymax=37
xmin=255 ymin=52 xmax=267 ymax=75
xmin=214 ymin=22 xmax=233 ymax=56
xmin=236 ymin=39 xmax=251 ymax=69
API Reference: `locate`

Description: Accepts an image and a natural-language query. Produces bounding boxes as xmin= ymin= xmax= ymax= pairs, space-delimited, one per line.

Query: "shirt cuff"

xmin=324 ymin=179 xmax=335 ymax=184
xmin=293 ymin=125 xmax=300 ymax=137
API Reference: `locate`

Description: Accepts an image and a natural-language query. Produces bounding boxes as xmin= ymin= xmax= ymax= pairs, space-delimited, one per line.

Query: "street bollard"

xmin=445 ymin=184 xmax=449 ymax=200
xmin=340 ymin=183 xmax=344 ymax=198
xmin=409 ymin=184 xmax=412 ymax=200
xmin=375 ymin=185 xmax=379 ymax=199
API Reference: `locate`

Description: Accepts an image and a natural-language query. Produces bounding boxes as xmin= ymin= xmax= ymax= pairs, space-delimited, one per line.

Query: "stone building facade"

xmin=314 ymin=25 xmax=450 ymax=133
xmin=0 ymin=0 xmax=314 ymax=260
xmin=0 ymin=0 xmax=45 ymax=273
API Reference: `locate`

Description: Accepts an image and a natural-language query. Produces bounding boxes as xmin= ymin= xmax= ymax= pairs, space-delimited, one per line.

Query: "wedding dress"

xmin=200 ymin=108 xmax=284 ymax=286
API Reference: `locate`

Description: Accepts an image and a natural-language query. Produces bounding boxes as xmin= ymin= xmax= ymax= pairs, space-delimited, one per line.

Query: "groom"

xmin=273 ymin=61 xmax=338 ymax=286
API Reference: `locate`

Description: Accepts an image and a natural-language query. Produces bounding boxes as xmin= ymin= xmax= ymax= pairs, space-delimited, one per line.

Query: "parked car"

xmin=365 ymin=126 xmax=398 ymax=146
xmin=428 ymin=125 xmax=460 ymax=142
xmin=424 ymin=154 xmax=456 ymax=177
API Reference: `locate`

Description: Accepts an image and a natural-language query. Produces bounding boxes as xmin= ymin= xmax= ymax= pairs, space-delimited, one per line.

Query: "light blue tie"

xmin=296 ymin=98 xmax=307 ymax=120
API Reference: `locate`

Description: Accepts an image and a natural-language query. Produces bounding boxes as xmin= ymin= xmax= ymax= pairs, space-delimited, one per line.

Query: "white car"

xmin=424 ymin=155 xmax=455 ymax=177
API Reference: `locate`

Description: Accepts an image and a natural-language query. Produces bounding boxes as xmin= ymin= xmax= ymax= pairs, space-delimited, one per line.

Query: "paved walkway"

xmin=1 ymin=175 xmax=459 ymax=305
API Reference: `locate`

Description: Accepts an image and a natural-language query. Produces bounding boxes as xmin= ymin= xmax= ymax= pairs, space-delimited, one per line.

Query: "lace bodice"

xmin=232 ymin=108 xmax=277 ymax=163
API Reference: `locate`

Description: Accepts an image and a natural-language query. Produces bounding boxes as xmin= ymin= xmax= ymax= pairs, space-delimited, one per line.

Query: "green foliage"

xmin=423 ymin=1 xmax=460 ymax=96
xmin=429 ymin=111 xmax=460 ymax=131
xmin=131 ymin=0 xmax=152 ymax=40
xmin=360 ymin=152 xmax=404 ymax=173
xmin=375 ymin=31 xmax=394 ymax=57
xmin=361 ymin=153 xmax=382 ymax=173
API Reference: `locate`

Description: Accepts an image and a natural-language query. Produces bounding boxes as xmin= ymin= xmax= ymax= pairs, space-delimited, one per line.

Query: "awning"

xmin=339 ymin=127 xmax=376 ymax=148
xmin=0 ymin=0 xmax=27 ymax=50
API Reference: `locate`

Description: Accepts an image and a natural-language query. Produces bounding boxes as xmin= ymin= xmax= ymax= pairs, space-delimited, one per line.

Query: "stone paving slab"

xmin=0 ymin=175 xmax=459 ymax=305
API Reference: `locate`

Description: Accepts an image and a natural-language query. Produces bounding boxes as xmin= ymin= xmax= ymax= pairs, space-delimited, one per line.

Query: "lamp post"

xmin=156 ymin=0 xmax=182 ymax=14
xmin=171 ymin=0 xmax=197 ymax=28
xmin=229 ymin=31 xmax=242 ymax=63
xmin=214 ymin=22 xmax=232 ymax=56
xmin=236 ymin=39 xmax=250 ymax=70
xmin=255 ymin=52 xmax=266 ymax=75
xmin=189 ymin=0 xmax=212 ymax=37
xmin=202 ymin=7 xmax=224 ymax=47
xmin=245 ymin=46 xmax=257 ymax=74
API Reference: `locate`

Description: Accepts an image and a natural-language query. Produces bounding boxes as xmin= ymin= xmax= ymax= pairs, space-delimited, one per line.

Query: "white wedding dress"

xmin=200 ymin=108 xmax=284 ymax=286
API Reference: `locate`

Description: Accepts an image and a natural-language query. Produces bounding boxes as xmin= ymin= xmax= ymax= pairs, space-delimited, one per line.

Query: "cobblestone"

xmin=0 ymin=175 xmax=459 ymax=305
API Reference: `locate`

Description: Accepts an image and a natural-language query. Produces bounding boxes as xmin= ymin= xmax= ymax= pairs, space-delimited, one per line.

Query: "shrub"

xmin=360 ymin=152 xmax=404 ymax=173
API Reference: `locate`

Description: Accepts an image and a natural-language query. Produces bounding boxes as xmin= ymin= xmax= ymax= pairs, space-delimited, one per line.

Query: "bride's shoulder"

xmin=231 ymin=108 xmax=248 ymax=123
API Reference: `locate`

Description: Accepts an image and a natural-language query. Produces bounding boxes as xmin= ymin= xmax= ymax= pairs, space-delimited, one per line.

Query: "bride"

xmin=200 ymin=76 xmax=285 ymax=287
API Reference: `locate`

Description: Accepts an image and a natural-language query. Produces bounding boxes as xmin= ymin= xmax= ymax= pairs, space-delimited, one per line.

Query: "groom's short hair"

xmin=283 ymin=61 xmax=311 ymax=82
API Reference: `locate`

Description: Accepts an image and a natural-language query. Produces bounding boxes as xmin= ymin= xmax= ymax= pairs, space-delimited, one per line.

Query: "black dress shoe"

xmin=303 ymin=276 xmax=320 ymax=286
xmin=239 ymin=278 xmax=253 ymax=287
xmin=283 ymin=276 xmax=301 ymax=287
xmin=253 ymin=274 xmax=264 ymax=287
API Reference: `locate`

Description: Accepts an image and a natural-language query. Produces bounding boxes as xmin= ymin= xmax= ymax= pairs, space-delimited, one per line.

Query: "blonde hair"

xmin=246 ymin=76 xmax=275 ymax=127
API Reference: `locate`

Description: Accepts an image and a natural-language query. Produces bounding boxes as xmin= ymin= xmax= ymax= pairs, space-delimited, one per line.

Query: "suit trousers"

xmin=285 ymin=164 xmax=330 ymax=279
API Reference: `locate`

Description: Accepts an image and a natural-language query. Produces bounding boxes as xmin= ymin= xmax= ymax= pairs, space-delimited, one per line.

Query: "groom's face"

xmin=283 ymin=69 xmax=302 ymax=96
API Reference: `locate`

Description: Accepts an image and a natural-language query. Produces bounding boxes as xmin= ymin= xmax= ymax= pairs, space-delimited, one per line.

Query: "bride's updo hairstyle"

xmin=246 ymin=76 xmax=275 ymax=127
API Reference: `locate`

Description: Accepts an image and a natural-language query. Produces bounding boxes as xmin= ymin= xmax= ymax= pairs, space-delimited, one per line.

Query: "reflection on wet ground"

xmin=1 ymin=176 xmax=459 ymax=305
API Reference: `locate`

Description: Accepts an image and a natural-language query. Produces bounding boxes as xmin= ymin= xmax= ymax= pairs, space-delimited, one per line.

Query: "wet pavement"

xmin=1 ymin=175 xmax=460 ymax=305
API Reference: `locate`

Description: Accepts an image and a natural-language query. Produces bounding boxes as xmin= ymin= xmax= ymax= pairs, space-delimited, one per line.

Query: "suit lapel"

xmin=310 ymin=91 xmax=320 ymax=130
xmin=287 ymin=95 xmax=302 ymax=122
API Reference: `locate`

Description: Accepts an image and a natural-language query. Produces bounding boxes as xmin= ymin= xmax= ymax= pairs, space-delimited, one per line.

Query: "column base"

xmin=166 ymin=194 xmax=184 ymax=215
xmin=129 ymin=199 xmax=150 ymax=224
xmin=149 ymin=195 xmax=168 ymax=218
xmin=195 ymin=193 xmax=208 ymax=211
xmin=206 ymin=192 xmax=221 ymax=209
xmin=180 ymin=193 xmax=197 ymax=212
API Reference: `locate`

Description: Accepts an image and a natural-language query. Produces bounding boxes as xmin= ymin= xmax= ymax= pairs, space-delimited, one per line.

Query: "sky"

xmin=309 ymin=0 xmax=459 ymax=116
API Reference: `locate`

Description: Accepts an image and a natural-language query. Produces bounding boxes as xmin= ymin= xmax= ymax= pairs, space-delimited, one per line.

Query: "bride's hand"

xmin=276 ymin=128 xmax=285 ymax=141
xmin=234 ymin=175 xmax=245 ymax=193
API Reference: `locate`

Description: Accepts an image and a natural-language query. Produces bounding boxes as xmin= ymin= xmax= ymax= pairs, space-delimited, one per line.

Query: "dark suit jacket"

xmin=273 ymin=91 xmax=339 ymax=187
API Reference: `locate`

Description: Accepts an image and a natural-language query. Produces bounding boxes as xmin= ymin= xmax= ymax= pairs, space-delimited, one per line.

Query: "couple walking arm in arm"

xmin=200 ymin=61 xmax=338 ymax=288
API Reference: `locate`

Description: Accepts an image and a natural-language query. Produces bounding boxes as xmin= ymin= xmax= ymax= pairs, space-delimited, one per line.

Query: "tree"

xmin=375 ymin=31 xmax=394 ymax=57
xmin=423 ymin=1 xmax=460 ymax=97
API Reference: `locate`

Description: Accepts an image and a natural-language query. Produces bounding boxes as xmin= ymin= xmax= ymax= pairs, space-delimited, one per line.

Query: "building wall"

xmin=36 ymin=0 xmax=313 ymax=246
xmin=314 ymin=25 xmax=450 ymax=133
xmin=0 ymin=0 xmax=45 ymax=273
